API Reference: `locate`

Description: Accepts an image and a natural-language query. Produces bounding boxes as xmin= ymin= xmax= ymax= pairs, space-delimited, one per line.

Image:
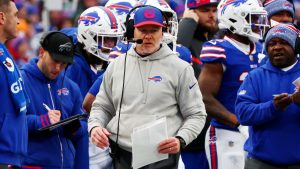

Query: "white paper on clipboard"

xmin=131 ymin=117 xmax=168 ymax=169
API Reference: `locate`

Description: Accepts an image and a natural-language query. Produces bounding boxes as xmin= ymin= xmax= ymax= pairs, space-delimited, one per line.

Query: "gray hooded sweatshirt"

xmin=88 ymin=43 xmax=207 ymax=152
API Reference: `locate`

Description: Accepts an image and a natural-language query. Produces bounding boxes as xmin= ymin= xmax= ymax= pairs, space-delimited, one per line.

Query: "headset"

xmin=123 ymin=5 xmax=169 ymax=41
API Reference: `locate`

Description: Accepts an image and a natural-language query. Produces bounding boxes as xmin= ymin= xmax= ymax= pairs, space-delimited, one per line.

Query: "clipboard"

xmin=38 ymin=113 xmax=88 ymax=132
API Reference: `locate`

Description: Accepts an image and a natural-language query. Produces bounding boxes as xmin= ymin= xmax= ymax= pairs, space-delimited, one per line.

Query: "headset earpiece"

xmin=124 ymin=5 xmax=169 ymax=41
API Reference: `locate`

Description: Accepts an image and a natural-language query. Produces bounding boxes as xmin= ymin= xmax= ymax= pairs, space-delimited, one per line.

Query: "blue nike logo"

xmin=189 ymin=83 xmax=197 ymax=89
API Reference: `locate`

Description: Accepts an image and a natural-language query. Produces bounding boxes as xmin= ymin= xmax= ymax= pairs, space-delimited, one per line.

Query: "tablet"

xmin=38 ymin=113 xmax=88 ymax=132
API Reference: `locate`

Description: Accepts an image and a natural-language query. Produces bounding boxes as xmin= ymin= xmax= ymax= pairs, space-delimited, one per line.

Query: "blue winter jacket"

xmin=235 ymin=59 xmax=300 ymax=165
xmin=21 ymin=58 xmax=88 ymax=169
xmin=0 ymin=46 xmax=27 ymax=167
xmin=65 ymin=49 xmax=103 ymax=97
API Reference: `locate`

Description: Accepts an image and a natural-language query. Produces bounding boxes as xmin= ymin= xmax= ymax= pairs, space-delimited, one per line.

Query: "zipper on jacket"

xmin=48 ymin=83 xmax=64 ymax=169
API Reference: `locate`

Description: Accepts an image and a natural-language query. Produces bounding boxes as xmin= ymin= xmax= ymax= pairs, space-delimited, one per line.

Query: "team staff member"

xmin=88 ymin=6 xmax=207 ymax=169
xmin=236 ymin=24 xmax=300 ymax=169
xmin=199 ymin=0 xmax=269 ymax=168
xmin=0 ymin=0 xmax=28 ymax=168
xmin=20 ymin=32 xmax=88 ymax=169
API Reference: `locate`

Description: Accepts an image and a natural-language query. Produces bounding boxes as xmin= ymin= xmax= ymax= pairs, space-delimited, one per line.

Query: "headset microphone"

xmin=127 ymin=39 xmax=143 ymax=44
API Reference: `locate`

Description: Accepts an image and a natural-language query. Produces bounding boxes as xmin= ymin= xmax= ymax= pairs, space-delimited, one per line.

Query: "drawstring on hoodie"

xmin=137 ymin=58 xmax=153 ymax=104
xmin=47 ymin=83 xmax=64 ymax=169
xmin=137 ymin=59 xmax=144 ymax=93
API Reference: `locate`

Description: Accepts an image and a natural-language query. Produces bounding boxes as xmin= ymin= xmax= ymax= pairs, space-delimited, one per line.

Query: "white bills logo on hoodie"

xmin=3 ymin=57 xmax=15 ymax=72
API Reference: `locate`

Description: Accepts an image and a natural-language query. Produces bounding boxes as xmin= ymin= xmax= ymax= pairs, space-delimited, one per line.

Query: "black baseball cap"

xmin=41 ymin=32 xmax=74 ymax=64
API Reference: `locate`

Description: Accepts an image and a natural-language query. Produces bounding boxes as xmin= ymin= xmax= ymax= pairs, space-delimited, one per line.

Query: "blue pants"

xmin=181 ymin=150 xmax=209 ymax=169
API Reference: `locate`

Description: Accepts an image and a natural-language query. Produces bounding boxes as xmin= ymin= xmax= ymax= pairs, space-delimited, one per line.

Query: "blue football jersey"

xmin=60 ymin=27 xmax=78 ymax=45
xmin=108 ymin=41 xmax=132 ymax=62
xmin=170 ymin=44 xmax=192 ymax=64
xmin=200 ymin=37 xmax=262 ymax=130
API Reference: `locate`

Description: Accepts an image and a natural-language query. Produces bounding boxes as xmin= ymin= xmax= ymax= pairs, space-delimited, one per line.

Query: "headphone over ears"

xmin=124 ymin=5 xmax=169 ymax=40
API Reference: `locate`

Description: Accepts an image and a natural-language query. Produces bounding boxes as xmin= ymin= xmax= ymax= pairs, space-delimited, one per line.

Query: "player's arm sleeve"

xmin=200 ymin=41 xmax=226 ymax=64
xmin=88 ymin=75 xmax=103 ymax=97
xmin=177 ymin=18 xmax=198 ymax=48
xmin=235 ymin=74 xmax=282 ymax=126
xmin=176 ymin=65 xmax=207 ymax=145
xmin=88 ymin=63 xmax=116 ymax=133
xmin=65 ymin=63 xmax=81 ymax=84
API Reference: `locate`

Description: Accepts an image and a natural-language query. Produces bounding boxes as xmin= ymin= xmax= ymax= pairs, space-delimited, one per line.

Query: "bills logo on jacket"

xmin=3 ymin=57 xmax=15 ymax=72
xmin=57 ymin=88 xmax=70 ymax=96
xmin=148 ymin=76 xmax=162 ymax=83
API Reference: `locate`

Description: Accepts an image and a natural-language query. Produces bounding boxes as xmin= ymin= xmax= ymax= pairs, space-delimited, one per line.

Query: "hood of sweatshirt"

xmin=128 ymin=43 xmax=174 ymax=61
xmin=261 ymin=58 xmax=300 ymax=74
xmin=125 ymin=43 xmax=175 ymax=103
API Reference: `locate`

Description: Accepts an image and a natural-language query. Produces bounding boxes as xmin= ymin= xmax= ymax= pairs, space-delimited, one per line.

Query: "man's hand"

xmin=90 ymin=127 xmax=111 ymax=149
xmin=182 ymin=8 xmax=199 ymax=23
xmin=48 ymin=110 xmax=61 ymax=124
xmin=273 ymin=93 xmax=292 ymax=111
xmin=158 ymin=137 xmax=180 ymax=154
xmin=291 ymin=91 xmax=300 ymax=105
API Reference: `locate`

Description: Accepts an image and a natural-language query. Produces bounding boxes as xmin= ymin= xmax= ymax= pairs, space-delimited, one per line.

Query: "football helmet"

xmin=139 ymin=0 xmax=178 ymax=49
xmin=105 ymin=0 xmax=138 ymax=31
xmin=218 ymin=0 xmax=269 ymax=42
xmin=77 ymin=6 xmax=124 ymax=61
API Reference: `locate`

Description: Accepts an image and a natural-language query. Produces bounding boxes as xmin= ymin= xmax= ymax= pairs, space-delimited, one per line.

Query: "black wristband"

xmin=175 ymin=136 xmax=186 ymax=150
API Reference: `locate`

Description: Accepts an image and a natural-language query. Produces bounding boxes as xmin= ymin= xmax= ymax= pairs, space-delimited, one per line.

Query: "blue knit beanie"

xmin=264 ymin=0 xmax=295 ymax=19
xmin=265 ymin=24 xmax=299 ymax=50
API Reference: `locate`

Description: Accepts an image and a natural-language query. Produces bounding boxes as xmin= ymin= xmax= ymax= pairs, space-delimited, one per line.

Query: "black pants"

xmin=110 ymin=140 xmax=179 ymax=169
xmin=0 ymin=164 xmax=20 ymax=169
xmin=245 ymin=157 xmax=300 ymax=169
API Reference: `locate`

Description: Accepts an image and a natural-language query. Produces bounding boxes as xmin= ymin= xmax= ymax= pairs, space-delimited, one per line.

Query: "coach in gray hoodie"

xmin=88 ymin=6 xmax=207 ymax=169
